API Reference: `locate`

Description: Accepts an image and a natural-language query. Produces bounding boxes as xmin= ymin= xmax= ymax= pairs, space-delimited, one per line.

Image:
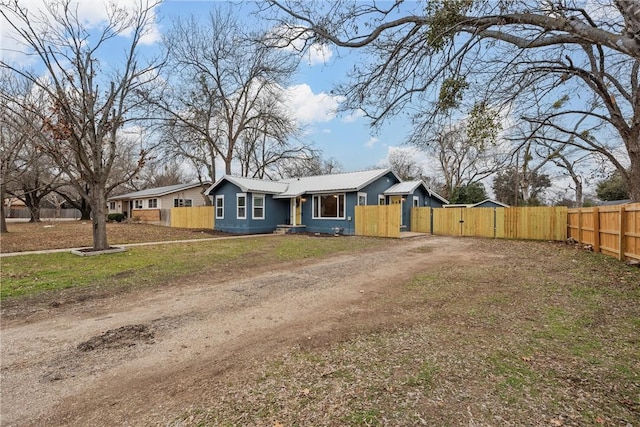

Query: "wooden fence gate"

xmin=355 ymin=205 xmax=401 ymax=238
xmin=416 ymin=206 xmax=567 ymax=241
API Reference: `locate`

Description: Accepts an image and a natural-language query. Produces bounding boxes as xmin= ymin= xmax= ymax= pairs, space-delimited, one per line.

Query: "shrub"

xmin=107 ymin=213 xmax=125 ymax=223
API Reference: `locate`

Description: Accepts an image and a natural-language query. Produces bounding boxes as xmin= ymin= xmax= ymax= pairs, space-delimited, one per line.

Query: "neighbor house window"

xmin=109 ymin=201 xmax=116 ymax=210
xmin=148 ymin=198 xmax=158 ymax=208
xmin=252 ymin=194 xmax=265 ymax=219
xmin=134 ymin=200 xmax=143 ymax=209
xmin=174 ymin=198 xmax=192 ymax=207
xmin=215 ymin=195 xmax=224 ymax=219
xmin=237 ymin=193 xmax=246 ymax=219
xmin=357 ymin=192 xmax=367 ymax=206
xmin=413 ymin=196 xmax=419 ymax=208
xmin=378 ymin=195 xmax=385 ymax=205
xmin=312 ymin=194 xmax=345 ymax=219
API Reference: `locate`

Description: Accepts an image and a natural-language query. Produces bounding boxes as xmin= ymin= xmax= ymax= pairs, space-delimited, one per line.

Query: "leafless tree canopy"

xmin=0 ymin=0 xmax=165 ymax=248
xmin=152 ymin=5 xmax=313 ymax=181
xmin=268 ymin=0 xmax=640 ymax=201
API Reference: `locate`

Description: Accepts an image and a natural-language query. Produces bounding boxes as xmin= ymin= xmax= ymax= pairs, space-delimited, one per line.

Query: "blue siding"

xmin=301 ymin=171 xmax=400 ymax=235
xmin=211 ymin=181 xmax=287 ymax=234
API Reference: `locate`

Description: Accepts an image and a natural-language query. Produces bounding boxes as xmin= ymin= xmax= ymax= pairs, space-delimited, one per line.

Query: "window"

xmin=413 ymin=196 xmax=419 ymax=208
xmin=313 ymin=194 xmax=345 ymax=219
xmin=357 ymin=192 xmax=367 ymax=206
xmin=174 ymin=198 xmax=192 ymax=207
xmin=109 ymin=201 xmax=116 ymax=210
xmin=237 ymin=193 xmax=246 ymax=219
xmin=378 ymin=195 xmax=385 ymax=205
xmin=252 ymin=194 xmax=265 ymax=219
xmin=215 ymin=195 xmax=224 ymax=219
xmin=134 ymin=200 xmax=143 ymax=209
xmin=148 ymin=198 xmax=158 ymax=208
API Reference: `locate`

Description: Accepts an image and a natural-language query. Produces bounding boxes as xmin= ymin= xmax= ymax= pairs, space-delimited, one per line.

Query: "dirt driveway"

xmin=1 ymin=236 xmax=475 ymax=426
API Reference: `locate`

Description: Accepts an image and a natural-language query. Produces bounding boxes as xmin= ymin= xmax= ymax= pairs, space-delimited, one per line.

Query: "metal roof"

xmin=383 ymin=180 xmax=449 ymax=204
xmin=274 ymin=168 xmax=395 ymax=198
xmin=206 ymin=176 xmax=288 ymax=195
xmin=109 ymin=182 xmax=209 ymax=200
xmin=383 ymin=181 xmax=423 ymax=195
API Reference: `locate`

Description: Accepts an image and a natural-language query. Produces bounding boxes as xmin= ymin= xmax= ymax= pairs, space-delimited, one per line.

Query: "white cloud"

xmin=364 ymin=137 xmax=380 ymax=148
xmin=1 ymin=0 xmax=162 ymax=64
xmin=285 ymin=83 xmax=344 ymax=124
xmin=341 ymin=109 xmax=365 ymax=123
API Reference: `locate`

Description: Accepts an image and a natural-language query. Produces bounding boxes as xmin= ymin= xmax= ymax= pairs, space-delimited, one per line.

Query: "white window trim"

xmin=252 ymin=193 xmax=265 ymax=220
xmin=148 ymin=198 xmax=158 ymax=208
xmin=413 ymin=196 xmax=419 ymax=208
xmin=357 ymin=192 xmax=367 ymax=206
xmin=236 ymin=193 xmax=247 ymax=219
xmin=215 ymin=195 xmax=224 ymax=219
xmin=312 ymin=193 xmax=346 ymax=220
xmin=134 ymin=199 xmax=143 ymax=209
xmin=378 ymin=195 xmax=385 ymax=205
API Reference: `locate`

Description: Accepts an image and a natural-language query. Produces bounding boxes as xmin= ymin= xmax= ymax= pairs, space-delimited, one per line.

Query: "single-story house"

xmin=108 ymin=182 xmax=211 ymax=222
xmin=205 ymin=168 xmax=448 ymax=235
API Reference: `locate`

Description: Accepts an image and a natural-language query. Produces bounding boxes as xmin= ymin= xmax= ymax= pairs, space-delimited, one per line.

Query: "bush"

xmin=107 ymin=213 xmax=125 ymax=223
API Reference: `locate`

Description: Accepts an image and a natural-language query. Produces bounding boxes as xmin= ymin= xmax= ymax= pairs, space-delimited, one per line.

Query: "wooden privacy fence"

xmin=567 ymin=203 xmax=640 ymax=262
xmin=355 ymin=205 xmax=401 ymax=238
xmin=170 ymin=206 xmax=214 ymax=229
xmin=413 ymin=206 xmax=568 ymax=241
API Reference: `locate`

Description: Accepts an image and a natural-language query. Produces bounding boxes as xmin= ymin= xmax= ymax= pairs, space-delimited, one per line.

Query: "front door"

xmin=390 ymin=196 xmax=404 ymax=226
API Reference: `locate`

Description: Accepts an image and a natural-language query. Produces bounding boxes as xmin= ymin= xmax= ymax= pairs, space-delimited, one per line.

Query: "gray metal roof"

xmin=275 ymin=168 xmax=395 ymax=198
xmin=109 ymin=182 xmax=209 ymax=200
xmin=383 ymin=180 xmax=449 ymax=204
xmin=383 ymin=181 xmax=423 ymax=195
xmin=206 ymin=176 xmax=288 ymax=195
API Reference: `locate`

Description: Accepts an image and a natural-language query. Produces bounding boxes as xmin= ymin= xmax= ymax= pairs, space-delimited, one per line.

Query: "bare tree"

xmin=0 ymin=0 xmax=164 ymax=249
xmin=410 ymin=112 xmax=509 ymax=200
xmin=268 ymin=0 xmax=640 ymax=201
xmin=386 ymin=149 xmax=424 ymax=181
xmin=154 ymin=5 xmax=305 ymax=180
xmin=0 ymin=72 xmax=33 ymax=232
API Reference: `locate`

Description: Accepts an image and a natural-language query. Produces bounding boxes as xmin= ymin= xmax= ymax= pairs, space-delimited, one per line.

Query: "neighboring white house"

xmin=108 ymin=182 xmax=211 ymax=222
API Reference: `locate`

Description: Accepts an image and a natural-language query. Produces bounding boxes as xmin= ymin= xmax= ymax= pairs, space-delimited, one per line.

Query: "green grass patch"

xmin=1 ymin=236 xmax=386 ymax=299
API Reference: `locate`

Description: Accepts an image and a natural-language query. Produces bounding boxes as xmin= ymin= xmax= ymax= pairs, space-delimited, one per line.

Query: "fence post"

xmin=592 ymin=207 xmax=600 ymax=253
xmin=618 ymin=205 xmax=626 ymax=261
xmin=577 ymin=208 xmax=583 ymax=243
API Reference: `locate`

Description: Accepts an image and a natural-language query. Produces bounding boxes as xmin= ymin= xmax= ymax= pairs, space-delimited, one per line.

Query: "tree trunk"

xmin=79 ymin=198 xmax=92 ymax=220
xmin=90 ymin=186 xmax=109 ymax=250
xmin=629 ymin=157 xmax=640 ymax=202
xmin=24 ymin=193 xmax=41 ymax=222
xmin=0 ymin=195 xmax=7 ymax=233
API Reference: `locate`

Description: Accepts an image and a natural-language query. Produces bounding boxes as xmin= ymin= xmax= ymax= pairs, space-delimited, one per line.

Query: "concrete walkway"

xmin=0 ymin=233 xmax=277 ymax=258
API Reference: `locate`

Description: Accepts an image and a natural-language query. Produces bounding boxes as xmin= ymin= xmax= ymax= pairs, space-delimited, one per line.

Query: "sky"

xmin=0 ymin=0 xmax=424 ymax=178
xmin=1 ymin=0 xmax=621 ymax=202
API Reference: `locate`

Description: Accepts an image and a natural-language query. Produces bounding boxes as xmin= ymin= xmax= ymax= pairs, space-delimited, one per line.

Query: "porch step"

xmin=273 ymin=227 xmax=288 ymax=235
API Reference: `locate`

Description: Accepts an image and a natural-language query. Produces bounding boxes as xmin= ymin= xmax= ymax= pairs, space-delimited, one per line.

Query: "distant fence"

xmin=5 ymin=208 xmax=81 ymax=219
xmin=568 ymin=203 xmax=640 ymax=262
xmin=355 ymin=205 xmax=400 ymax=238
xmin=170 ymin=206 xmax=214 ymax=229
xmin=412 ymin=206 xmax=568 ymax=241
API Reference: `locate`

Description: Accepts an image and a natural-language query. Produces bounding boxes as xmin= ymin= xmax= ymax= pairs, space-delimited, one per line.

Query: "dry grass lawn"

xmin=0 ymin=220 xmax=219 ymax=253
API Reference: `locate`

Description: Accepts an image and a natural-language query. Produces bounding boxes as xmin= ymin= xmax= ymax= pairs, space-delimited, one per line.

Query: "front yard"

xmin=1 ymin=228 xmax=638 ymax=426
